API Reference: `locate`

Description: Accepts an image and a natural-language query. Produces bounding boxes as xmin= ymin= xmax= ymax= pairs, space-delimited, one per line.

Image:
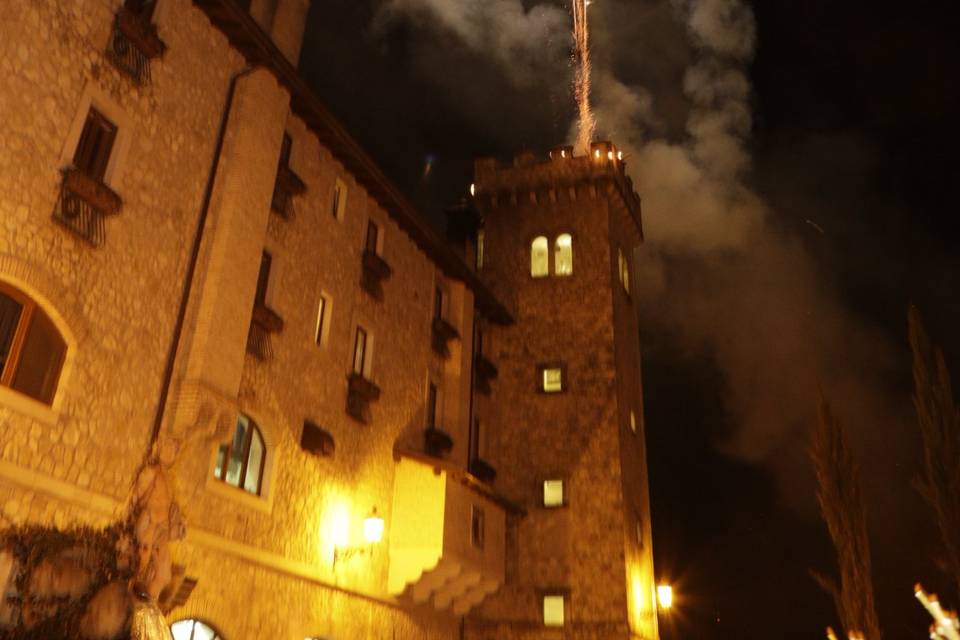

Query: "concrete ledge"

xmin=0 ymin=459 xmax=121 ymax=517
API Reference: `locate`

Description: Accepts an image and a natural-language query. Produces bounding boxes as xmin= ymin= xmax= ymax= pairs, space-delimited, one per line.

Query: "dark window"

xmin=214 ymin=414 xmax=265 ymax=496
xmin=475 ymin=326 xmax=483 ymax=357
xmin=124 ymin=0 xmax=157 ymax=19
xmin=352 ymin=327 xmax=367 ymax=376
xmin=365 ymin=221 xmax=380 ymax=254
xmin=278 ymin=132 xmax=292 ymax=168
xmin=314 ymin=295 xmax=327 ymax=345
xmin=426 ymin=382 xmax=438 ymax=427
xmin=254 ymin=251 xmax=272 ymax=306
xmin=0 ymin=283 xmax=67 ymax=405
xmin=471 ymin=505 xmax=485 ymax=549
xmin=73 ymin=108 xmax=117 ymax=182
xmin=433 ymin=287 xmax=443 ymax=321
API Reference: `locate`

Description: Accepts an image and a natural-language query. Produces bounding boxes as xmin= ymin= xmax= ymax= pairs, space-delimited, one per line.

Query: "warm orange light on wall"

xmin=363 ymin=508 xmax=384 ymax=544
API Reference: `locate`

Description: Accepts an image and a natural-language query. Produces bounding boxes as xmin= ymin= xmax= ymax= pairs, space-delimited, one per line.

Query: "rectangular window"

xmin=332 ymin=178 xmax=347 ymax=220
xmin=365 ymin=220 xmax=380 ymax=254
xmin=619 ymin=248 xmax=631 ymax=294
xmin=539 ymin=365 xmax=564 ymax=393
xmin=314 ymin=295 xmax=327 ymax=345
xmin=543 ymin=479 xmax=564 ymax=507
xmin=543 ymin=595 xmax=565 ymax=626
xmin=476 ymin=229 xmax=485 ymax=270
xmin=352 ymin=326 xmax=367 ymax=376
xmin=254 ymin=251 xmax=272 ymax=306
xmin=471 ymin=505 xmax=485 ymax=549
xmin=433 ymin=287 xmax=443 ymax=321
xmin=630 ymin=409 xmax=637 ymax=433
xmin=426 ymin=382 xmax=438 ymax=428
xmin=279 ymin=132 xmax=293 ymax=168
xmin=73 ymin=108 xmax=117 ymax=182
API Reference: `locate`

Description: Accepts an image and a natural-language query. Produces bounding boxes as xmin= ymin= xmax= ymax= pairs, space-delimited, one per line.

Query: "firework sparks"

xmin=572 ymin=0 xmax=595 ymax=155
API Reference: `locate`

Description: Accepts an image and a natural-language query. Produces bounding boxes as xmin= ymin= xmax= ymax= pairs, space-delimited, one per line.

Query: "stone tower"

xmin=466 ymin=142 xmax=658 ymax=639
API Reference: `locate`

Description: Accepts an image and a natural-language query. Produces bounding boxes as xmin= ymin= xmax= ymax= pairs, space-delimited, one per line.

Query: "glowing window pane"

xmin=543 ymin=595 xmax=565 ymax=626
xmin=619 ymin=248 xmax=631 ymax=293
xmin=542 ymin=367 xmax=563 ymax=393
xmin=630 ymin=410 xmax=637 ymax=433
xmin=243 ymin=429 xmax=264 ymax=495
xmin=531 ymin=236 xmax=548 ymax=277
xmin=555 ymin=234 xmax=572 ymax=275
xmin=543 ymin=479 xmax=564 ymax=507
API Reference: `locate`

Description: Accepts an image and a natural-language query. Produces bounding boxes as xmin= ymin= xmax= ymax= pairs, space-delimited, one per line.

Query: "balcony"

xmin=346 ymin=372 xmax=381 ymax=423
xmin=468 ymin=458 xmax=497 ymax=484
xmin=424 ymin=427 xmax=454 ymax=458
xmin=52 ymin=168 xmax=123 ymax=247
xmin=474 ymin=354 xmax=498 ymax=395
xmin=246 ymin=303 xmax=283 ymax=360
xmin=389 ymin=453 xmax=513 ymax=615
xmin=270 ymin=164 xmax=306 ymax=219
xmin=106 ymin=7 xmax=166 ymax=84
xmin=431 ymin=318 xmax=459 ymax=359
xmin=360 ymin=250 xmax=392 ymax=299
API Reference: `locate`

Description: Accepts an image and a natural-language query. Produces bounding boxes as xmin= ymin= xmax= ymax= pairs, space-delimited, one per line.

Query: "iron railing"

xmin=246 ymin=323 xmax=272 ymax=360
xmin=52 ymin=168 xmax=122 ymax=247
xmin=107 ymin=21 xmax=151 ymax=84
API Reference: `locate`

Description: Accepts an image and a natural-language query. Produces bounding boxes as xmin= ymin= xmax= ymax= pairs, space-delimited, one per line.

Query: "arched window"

xmin=214 ymin=414 xmax=265 ymax=496
xmin=555 ymin=234 xmax=573 ymax=276
xmin=530 ymin=236 xmax=548 ymax=277
xmin=0 ymin=282 xmax=67 ymax=405
xmin=171 ymin=618 xmax=224 ymax=640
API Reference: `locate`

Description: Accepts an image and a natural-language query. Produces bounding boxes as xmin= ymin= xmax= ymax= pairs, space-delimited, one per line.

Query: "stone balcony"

xmin=389 ymin=453 xmax=517 ymax=615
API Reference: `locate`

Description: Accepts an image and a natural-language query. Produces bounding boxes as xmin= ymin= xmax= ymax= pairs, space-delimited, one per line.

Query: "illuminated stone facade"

xmin=0 ymin=1 xmax=656 ymax=639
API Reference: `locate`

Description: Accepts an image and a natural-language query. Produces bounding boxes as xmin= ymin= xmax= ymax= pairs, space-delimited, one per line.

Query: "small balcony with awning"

xmin=388 ymin=452 xmax=520 ymax=615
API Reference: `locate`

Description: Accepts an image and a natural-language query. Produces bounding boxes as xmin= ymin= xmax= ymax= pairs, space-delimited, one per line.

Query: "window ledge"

xmin=204 ymin=472 xmax=273 ymax=515
xmin=0 ymin=386 xmax=59 ymax=426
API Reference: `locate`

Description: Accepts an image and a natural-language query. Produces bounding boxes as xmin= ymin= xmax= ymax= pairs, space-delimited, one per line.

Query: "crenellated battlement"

xmin=472 ymin=141 xmax=642 ymax=235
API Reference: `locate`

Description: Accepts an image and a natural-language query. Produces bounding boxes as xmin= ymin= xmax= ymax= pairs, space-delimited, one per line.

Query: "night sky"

xmin=299 ymin=1 xmax=960 ymax=637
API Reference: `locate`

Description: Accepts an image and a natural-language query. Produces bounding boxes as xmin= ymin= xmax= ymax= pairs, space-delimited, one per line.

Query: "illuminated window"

xmin=618 ymin=248 xmax=631 ymax=294
xmin=352 ymin=326 xmax=368 ymax=376
xmin=543 ymin=594 xmax=565 ymax=626
xmin=171 ymin=618 xmax=224 ymax=640
xmin=314 ymin=294 xmax=328 ymax=346
xmin=214 ymin=415 xmax=265 ymax=496
xmin=0 ymin=282 xmax=67 ymax=405
xmin=543 ymin=479 xmax=564 ymax=507
xmin=554 ymin=234 xmax=573 ymax=276
xmin=365 ymin=220 xmax=380 ymax=254
xmin=538 ymin=364 xmax=565 ymax=393
xmin=332 ymin=178 xmax=347 ymax=220
xmin=630 ymin=410 xmax=637 ymax=434
xmin=531 ymin=236 xmax=548 ymax=277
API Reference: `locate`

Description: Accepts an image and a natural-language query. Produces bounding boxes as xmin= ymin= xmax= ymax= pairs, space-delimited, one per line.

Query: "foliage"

xmin=909 ymin=306 xmax=960 ymax=599
xmin=810 ymin=395 xmax=882 ymax=639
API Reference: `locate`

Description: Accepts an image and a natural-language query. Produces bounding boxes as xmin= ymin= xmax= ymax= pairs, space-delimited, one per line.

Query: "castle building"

xmin=0 ymin=0 xmax=657 ymax=638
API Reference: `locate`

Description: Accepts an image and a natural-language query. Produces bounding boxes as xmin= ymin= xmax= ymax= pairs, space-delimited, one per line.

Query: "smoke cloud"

xmin=372 ymin=0 xmax=909 ymax=516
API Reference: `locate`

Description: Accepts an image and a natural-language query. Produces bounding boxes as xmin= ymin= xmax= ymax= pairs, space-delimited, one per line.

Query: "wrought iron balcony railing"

xmin=246 ymin=303 xmax=283 ymax=361
xmin=474 ymin=354 xmax=498 ymax=395
xmin=346 ymin=372 xmax=381 ymax=423
xmin=360 ymin=250 xmax=392 ymax=299
xmin=52 ymin=168 xmax=123 ymax=247
xmin=431 ymin=317 xmax=459 ymax=358
xmin=105 ymin=7 xmax=166 ymax=85
xmin=270 ymin=165 xmax=306 ymax=219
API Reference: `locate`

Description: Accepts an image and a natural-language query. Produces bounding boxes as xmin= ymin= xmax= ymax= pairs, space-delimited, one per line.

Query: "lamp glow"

xmin=657 ymin=584 xmax=673 ymax=610
xmin=364 ymin=510 xmax=384 ymax=544
xmin=470 ymin=183 xmax=476 ymax=196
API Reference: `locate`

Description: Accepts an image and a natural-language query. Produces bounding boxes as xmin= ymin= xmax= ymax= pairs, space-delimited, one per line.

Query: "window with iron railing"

xmin=106 ymin=0 xmax=166 ymax=84
xmin=270 ymin=133 xmax=305 ymax=219
xmin=54 ymin=108 xmax=123 ymax=246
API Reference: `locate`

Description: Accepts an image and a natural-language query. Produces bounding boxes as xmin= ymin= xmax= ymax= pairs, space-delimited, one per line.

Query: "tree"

xmin=810 ymin=395 xmax=882 ymax=639
xmin=909 ymin=306 xmax=960 ymax=598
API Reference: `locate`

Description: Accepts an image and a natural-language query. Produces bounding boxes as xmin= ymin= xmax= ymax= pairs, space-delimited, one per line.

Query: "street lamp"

xmin=657 ymin=584 xmax=674 ymax=610
xmin=332 ymin=507 xmax=384 ymax=569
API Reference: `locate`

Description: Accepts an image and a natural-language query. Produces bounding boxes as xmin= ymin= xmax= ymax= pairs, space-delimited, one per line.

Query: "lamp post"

xmin=332 ymin=507 xmax=384 ymax=569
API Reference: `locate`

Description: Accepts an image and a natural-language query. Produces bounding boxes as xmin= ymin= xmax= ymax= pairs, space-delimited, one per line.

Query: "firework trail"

xmin=572 ymin=0 xmax=595 ymax=155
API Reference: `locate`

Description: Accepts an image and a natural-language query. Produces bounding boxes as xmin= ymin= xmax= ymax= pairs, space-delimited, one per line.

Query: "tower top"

xmin=472 ymin=141 xmax=643 ymax=238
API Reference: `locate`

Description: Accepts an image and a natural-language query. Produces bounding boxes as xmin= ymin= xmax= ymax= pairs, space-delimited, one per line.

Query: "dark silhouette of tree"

xmin=810 ymin=395 xmax=882 ymax=639
xmin=909 ymin=306 xmax=960 ymax=599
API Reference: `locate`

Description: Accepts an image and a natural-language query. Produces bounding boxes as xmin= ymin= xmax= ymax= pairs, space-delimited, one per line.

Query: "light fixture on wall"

xmin=332 ymin=508 xmax=384 ymax=569
xmin=657 ymin=584 xmax=673 ymax=610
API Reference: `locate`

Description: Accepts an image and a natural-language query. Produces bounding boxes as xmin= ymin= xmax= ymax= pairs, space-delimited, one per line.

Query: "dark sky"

xmin=300 ymin=1 xmax=960 ymax=637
